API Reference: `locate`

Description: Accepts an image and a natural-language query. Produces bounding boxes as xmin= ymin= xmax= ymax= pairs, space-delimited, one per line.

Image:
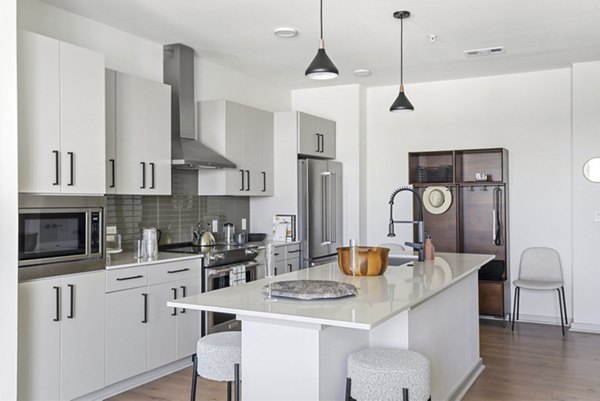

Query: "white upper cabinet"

xmin=198 ymin=100 xmax=274 ymax=196
xmin=107 ymin=70 xmax=171 ymax=195
xmin=18 ymin=31 xmax=105 ymax=194
xmin=297 ymin=111 xmax=336 ymax=159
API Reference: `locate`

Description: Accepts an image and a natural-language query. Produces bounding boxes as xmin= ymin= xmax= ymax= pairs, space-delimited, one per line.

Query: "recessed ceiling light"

xmin=353 ymin=69 xmax=371 ymax=77
xmin=273 ymin=27 xmax=298 ymax=38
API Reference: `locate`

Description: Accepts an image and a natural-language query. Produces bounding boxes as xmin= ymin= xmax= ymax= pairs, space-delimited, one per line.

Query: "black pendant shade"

xmin=305 ymin=46 xmax=339 ymax=80
xmin=305 ymin=0 xmax=338 ymax=80
xmin=390 ymin=10 xmax=414 ymax=112
xmin=390 ymin=87 xmax=414 ymax=112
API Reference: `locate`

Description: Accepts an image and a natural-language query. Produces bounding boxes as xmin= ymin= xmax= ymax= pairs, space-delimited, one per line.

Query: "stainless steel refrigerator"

xmin=298 ymin=159 xmax=343 ymax=267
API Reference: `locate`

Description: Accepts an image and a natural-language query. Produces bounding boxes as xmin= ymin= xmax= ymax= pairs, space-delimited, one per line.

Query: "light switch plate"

xmin=242 ymin=218 xmax=247 ymax=230
xmin=212 ymin=219 xmax=218 ymax=232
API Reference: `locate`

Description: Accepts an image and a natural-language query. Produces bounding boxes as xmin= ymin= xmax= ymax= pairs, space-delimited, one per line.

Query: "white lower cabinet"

xmin=105 ymin=259 xmax=201 ymax=385
xmin=259 ymin=243 xmax=302 ymax=277
xmin=105 ymin=286 xmax=148 ymax=385
xmin=18 ymin=271 xmax=105 ymax=401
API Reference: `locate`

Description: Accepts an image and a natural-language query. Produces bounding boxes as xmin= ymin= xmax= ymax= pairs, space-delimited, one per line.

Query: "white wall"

xmin=366 ymin=69 xmax=573 ymax=322
xmin=0 ymin=0 xmax=19 ymax=398
xmin=291 ymin=85 xmax=363 ymax=244
xmin=571 ymin=61 xmax=600 ymax=332
xmin=18 ymin=0 xmax=163 ymax=81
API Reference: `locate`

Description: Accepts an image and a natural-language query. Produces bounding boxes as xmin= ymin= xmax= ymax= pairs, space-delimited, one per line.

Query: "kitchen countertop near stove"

xmin=106 ymin=251 xmax=203 ymax=270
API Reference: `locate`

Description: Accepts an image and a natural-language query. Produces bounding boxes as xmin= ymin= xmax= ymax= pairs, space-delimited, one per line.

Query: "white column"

xmin=0 ymin=1 xmax=19 ymax=399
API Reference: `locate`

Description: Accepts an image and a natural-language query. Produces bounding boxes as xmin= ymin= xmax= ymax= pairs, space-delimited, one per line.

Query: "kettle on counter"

xmin=192 ymin=223 xmax=216 ymax=247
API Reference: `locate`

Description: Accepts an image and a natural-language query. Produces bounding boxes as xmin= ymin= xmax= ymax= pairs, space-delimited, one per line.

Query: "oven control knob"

xmin=210 ymin=253 xmax=225 ymax=261
xmin=245 ymin=249 xmax=258 ymax=257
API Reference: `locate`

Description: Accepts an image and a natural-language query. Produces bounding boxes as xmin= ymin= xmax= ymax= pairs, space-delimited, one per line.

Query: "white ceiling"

xmin=41 ymin=0 xmax=600 ymax=90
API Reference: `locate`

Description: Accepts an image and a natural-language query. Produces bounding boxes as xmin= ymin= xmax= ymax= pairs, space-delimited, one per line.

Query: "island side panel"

xmin=408 ymin=271 xmax=482 ymax=401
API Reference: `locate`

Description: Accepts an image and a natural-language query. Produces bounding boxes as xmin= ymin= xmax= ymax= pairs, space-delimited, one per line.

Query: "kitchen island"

xmin=169 ymin=252 xmax=494 ymax=401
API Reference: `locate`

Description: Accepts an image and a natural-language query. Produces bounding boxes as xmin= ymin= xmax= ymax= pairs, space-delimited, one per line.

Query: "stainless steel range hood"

xmin=164 ymin=43 xmax=236 ymax=169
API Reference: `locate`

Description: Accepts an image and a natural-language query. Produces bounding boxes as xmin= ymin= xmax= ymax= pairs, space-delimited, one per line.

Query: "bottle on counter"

xmin=349 ymin=238 xmax=359 ymax=276
xmin=424 ymin=234 xmax=435 ymax=260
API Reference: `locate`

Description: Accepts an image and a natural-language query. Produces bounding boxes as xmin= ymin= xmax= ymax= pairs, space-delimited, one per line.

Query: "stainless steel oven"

xmin=203 ymin=260 xmax=258 ymax=335
xmin=18 ymin=195 xmax=105 ymax=281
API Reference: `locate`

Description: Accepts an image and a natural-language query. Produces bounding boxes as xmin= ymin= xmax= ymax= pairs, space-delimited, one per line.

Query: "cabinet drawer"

xmin=478 ymin=281 xmax=505 ymax=317
xmin=274 ymin=245 xmax=286 ymax=262
xmin=106 ymin=265 xmax=148 ymax=292
xmin=147 ymin=258 xmax=201 ymax=286
xmin=285 ymin=243 xmax=301 ymax=259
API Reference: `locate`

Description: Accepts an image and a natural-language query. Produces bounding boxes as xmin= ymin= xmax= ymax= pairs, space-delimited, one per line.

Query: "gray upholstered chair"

xmin=191 ymin=331 xmax=241 ymax=401
xmin=345 ymin=348 xmax=430 ymax=401
xmin=511 ymin=247 xmax=568 ymax=335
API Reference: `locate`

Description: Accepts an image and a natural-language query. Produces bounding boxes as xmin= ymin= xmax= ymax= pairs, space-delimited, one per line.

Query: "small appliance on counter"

xmin=223 ymin=222 xmax=235 ymax=244
xmin=142 ymin=228 xmax=160 ymax=259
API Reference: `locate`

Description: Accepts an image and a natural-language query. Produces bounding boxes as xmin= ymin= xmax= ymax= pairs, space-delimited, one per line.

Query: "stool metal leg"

xmin=234 ymin=363 xmax=240 ymax=401
xmin=190 ymin=354 xmax=198 ymax=401
xmin=345 ymin=378 xmax=355 ymax=401
xmin=561 ymin=286 xmax=569 ymax=327
xmin=511 ymin=286 xmax=519 ymax=331
xmin=227 ymin=382 xmax=232 ymax=401
xmin=557 ymin=288 xmax=565 ymax=336
xmin=402 ymin=388 xmax=409 ymax=401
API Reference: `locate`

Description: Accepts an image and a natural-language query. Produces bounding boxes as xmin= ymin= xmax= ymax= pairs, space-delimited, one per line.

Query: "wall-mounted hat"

xmin=423 ymin=186 xmax=452 ymax=215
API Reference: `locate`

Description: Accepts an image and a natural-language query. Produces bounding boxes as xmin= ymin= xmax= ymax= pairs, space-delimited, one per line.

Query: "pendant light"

xmin=390 ymin=11 xmax=414 ymax=112
xmin=305 ymin=0 xmax=338 ymax=80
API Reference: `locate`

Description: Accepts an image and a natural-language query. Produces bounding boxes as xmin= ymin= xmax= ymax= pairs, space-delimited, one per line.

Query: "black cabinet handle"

xmin=140 ymin=162 xmax=146 ymax=189
xmin=116 ymin=274 xmax=144 ymax=281
xmin=315 ymin=133 xmax=320 ymax=152
xmin=246 ymin=170 xmax=250 ymax=191
xmin=262 ymin=171 xmax=266 ymax=192
xmin=288 ymin=249 xmax=301 ymax=253
xmin=149 ymin=162 xmax=155 ymax=189
xmin=67 ymin=284 xmax=74 ymax=319
xmin=53 ymin=286 xmax=60 ymax=322
xmin=52 ymin=150 xmax=59 ymax=186
xmin=274 ymin=267 xmax=278 ymax=276
xmin=142 ymin=293 xmax=148 ymax=323
xmin=109 ymin=159 xmax=115 ymax=188
xmin=167 ymin=268 xmax=190 ymax=274
xmin=288 ymin=263 xmax=292 ymax=273
xmin=180 ymin=285 xmax=187 ymax=314
xmin=240 ymin=169 xmax=245 ymax=191
xmin=171 ymin=288 xmax=178 ymax=316
xmin=274 ymin=252 xmax=280 ymax=256
xmin=67 ymin=152 xmax=74 ymax=186
xmin=318 ymin=134 xmax=324 ymax=153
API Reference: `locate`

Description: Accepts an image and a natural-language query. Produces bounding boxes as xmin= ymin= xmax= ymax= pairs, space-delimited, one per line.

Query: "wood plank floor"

xmin=107 ymin=320 xmax=600 ymax=401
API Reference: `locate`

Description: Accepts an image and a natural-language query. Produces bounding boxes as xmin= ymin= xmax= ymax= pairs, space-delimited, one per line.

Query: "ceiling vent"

xmin=463 ymin=46 xmax=505 ymax=57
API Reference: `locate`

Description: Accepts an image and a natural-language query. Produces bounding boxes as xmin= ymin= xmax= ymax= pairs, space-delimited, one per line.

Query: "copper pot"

xmin=337 ymin=246 xmax=390 ymax=276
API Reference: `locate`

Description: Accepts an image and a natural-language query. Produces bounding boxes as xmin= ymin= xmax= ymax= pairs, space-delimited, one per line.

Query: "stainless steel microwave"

xmin=18 ymin=195 xmax=105 ymax=281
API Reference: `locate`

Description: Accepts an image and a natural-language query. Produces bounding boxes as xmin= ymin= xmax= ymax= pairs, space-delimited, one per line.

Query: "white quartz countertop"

xmin=169 ymin=252 xmax=494 ymax=330
xmin=106 ymin=251 xmax=203 ymax=269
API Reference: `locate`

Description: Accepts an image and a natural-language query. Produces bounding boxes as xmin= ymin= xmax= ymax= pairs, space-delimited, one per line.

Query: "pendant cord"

xmin=320 ymin=0 xmax=324 ymax=40
xmin=400 ymin=16 xmax=404 ymax=86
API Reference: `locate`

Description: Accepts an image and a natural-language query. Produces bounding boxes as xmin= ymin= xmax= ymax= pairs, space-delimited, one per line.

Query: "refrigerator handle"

xmin=330 ymin=171 xmax=336 ymax=244
xmin=321 ymin=172 xmax=332 ymax=246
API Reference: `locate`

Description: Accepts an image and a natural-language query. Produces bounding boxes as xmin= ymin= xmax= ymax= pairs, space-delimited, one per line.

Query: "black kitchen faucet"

xmin=387 ymin=186 xmax=425 ymax=262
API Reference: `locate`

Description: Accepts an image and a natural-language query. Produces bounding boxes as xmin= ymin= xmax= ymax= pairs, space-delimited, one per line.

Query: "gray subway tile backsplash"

xmin=106 ymin=194 xmax=249 ymax=250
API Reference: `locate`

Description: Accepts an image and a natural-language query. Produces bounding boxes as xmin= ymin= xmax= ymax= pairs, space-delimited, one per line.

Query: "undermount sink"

xmin=379 ymin=243 xmax=418 ymax=266
xmin=388 ymin=255 xmax=418 ymax=266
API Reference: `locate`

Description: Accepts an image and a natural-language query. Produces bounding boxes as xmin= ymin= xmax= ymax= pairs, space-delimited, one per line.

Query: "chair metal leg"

xmin=516 ymin=287 xmax=520 ymax=320
xmin=557 ymin=289 xmax=565 ymax=336
xmin=345 ymin=378 xmax=352 ymax=401
xmin=402 ymin=388 xmax=409 ymax=401
xmin=234 ymin=363 xmax=240 ymax=401
xmin=512 ymin=286 xmax=519 ymax=331
xmin=227 ymin=382 xmax=232 ymax=401
xmin=561 ymin=286 xmax=569 ymax=327
xmin=190 ymin=354 xmax=198 ymax=401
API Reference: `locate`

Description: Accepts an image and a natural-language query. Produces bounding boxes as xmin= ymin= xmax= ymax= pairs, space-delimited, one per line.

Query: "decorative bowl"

xmin=337 ymin=246 xmax=390 ymax=276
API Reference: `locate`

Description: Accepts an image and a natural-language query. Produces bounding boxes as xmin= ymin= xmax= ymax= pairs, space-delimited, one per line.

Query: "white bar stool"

xmin=191 ymin=331 xmax=241 ymax=401
xmin=346 ymin=348 xmax=430 ymax=401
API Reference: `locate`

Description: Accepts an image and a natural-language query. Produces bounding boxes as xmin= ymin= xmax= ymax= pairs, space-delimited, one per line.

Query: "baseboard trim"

xmin=570 ymin=322 xmax=600 ymax=334
xmin=447 ymin=358 xmax=485 ymax=401
xmin=73 ymin=358 xmax=191 ymax=401
xmin=512 ymin=313 xmax=570 ymax=326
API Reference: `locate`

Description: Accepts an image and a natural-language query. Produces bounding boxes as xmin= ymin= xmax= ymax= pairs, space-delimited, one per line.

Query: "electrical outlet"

xmin=242 ymin=218 xmax=247 ymax=230
xmin=106 ymin=225 xmax=117 ymax=235
xmin=212 ymin=219 xmax=218 ymax=232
